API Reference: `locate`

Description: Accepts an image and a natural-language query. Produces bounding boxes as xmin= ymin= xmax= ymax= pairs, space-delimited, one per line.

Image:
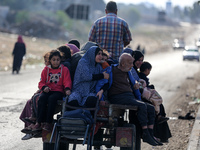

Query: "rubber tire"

xmin=105 ymin=145 xmax=112 ymax=148
xmin=43 ymin=142 xmax=68 ymax=150
xmin=43 ymin=143 xmax=54 ymax=150
xmin=129 ymin=110 xmax=141 ymax=150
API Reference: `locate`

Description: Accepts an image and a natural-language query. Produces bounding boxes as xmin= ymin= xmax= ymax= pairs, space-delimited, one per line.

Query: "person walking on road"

xmin=12 ymin=35 xmax=26 ymax=74
xmin=88 ymin=1 xmax=132 ymax=61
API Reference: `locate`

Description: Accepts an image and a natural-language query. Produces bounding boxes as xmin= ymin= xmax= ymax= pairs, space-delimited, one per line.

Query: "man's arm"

xmin=88 ymin=24 xmax=96 ymax=42
xmin=123 ymin=21 xmax=132 ymax=47
xmin=124 ymin=41 xmax=130 ymax=47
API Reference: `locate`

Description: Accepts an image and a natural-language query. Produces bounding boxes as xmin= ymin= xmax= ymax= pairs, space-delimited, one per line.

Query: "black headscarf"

xmin=68 ymin=39 xmax=80 ymax=49
xmin=133 ymin=50 xmax=144 ymax=64
xmin=95 ymin=47 xmax=102 ymax=57
xmin=122 ymin=49 xmax=144 ymax=62
xmin=57 ymin=45 xmax=71 ymax=59
xmin=133 ymin=50 xmax=144 ymax=73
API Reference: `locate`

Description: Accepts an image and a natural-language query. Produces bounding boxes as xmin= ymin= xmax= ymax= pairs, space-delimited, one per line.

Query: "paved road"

xmin=0 ymin=66 xmax=44 ymax=150
xmin=145 ymin=50 xmax=200 ymax=112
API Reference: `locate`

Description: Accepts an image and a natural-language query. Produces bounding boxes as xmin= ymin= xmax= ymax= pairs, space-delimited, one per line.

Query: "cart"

xmin=42 ymin=96 xmax=139 ymax=150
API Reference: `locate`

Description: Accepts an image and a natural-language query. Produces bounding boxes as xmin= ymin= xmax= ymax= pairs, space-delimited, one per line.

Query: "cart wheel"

xmin=43 ymin=143 xmax=54 ymax=150
xmin=129 ymin=111 xmax=141 ymax=150
xmin=120 ymin=123 xmax=136 ymax=150
xmin=43 ymin=142 xmax=69 ymax=150
xmin=105 ymin=145 xmax=112 ymax=148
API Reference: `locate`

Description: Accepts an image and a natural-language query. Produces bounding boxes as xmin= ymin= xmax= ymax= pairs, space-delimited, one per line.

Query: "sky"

xmin=104 ymin=0 xmax=198 ymax=8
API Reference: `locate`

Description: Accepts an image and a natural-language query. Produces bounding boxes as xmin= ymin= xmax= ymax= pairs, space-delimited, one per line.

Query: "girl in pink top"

xmin=32 ymin=50 xmax=72 ymax=131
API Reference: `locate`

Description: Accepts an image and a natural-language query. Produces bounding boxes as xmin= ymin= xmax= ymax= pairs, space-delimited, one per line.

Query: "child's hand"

xmin=139 ymin=79 xmax=146 ymax=88
xmin=43 ymin=87 xmax=50 ymax=93
xmin=133 ymin=81 xmax=140 ymax=90
xmin=65 ymin=90 xmax=71 ymax=96
xmin=103 ymin=71 xmax=109 ymax=80
xmin=96 ymin=89 xmax=104 ymax=100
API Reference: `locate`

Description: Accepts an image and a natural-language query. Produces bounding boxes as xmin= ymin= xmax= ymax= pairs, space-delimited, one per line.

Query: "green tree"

xmin=190 ymin=2 xmax=200 ymax=22
xmin=56 ymin=10 xmax=73 ymax=29
xmin=173 ymin=6 xmax=183 ymax=19
xmin=183 ymin=6 xmax=191 ymax=17
xmin=118 ymin=7 xmax=140 ymax=27
xmin=15 ymin=11 xmax=30 ymax=24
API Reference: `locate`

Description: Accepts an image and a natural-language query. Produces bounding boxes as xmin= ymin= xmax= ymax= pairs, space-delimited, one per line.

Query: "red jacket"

xmin=38 ymin=64 xmax=72 ymax=94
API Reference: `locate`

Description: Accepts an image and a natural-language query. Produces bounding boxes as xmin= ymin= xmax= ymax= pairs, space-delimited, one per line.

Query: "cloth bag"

xmin=142 ymin=87 xmax=163 ymax=114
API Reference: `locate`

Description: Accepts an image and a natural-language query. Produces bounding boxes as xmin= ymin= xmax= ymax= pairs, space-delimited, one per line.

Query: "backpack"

xmin=63 ymin=109 xmax=94 ymax=124
xmin=70 ymin=51 xmax=85 ymax=81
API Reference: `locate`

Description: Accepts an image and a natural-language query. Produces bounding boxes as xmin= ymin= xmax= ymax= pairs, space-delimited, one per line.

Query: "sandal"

xmin=21 ymin=124 xmax=35 ymax=134
xmin=32 ymin=123 xmax=42 ymax=131
xmin=24 ymin=117 xmax=36 ymax=124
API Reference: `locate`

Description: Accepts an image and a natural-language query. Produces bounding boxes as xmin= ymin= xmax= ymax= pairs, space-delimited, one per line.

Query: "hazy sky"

xmin=104 ymin=0 xmax=198 ymax=8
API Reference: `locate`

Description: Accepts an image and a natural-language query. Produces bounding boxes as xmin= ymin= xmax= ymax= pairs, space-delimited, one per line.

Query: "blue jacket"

xmin=95 ymin=64 xmax=141 ymax=101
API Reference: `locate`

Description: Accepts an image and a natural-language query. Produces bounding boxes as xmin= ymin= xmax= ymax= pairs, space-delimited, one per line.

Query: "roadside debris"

xmin=189 ymin=98 xmax=200 ymax=105
xmin=178 ymin=111 xmax=195 ymax=120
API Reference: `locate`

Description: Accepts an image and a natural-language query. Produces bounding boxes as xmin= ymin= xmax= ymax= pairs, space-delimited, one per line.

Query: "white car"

xmin=183 ymin=46 xmax=200 ymax=62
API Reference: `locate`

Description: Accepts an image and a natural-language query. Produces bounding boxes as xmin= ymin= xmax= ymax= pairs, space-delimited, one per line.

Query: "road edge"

xmin=187 ymin=106 xmax=200 ymax=150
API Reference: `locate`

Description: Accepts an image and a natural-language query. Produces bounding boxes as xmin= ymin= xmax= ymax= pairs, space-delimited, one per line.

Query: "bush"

xmin=15 ymin=11 xmax=30 ymax=24
xmin=56 ymin=10 xmax=72 ymax=29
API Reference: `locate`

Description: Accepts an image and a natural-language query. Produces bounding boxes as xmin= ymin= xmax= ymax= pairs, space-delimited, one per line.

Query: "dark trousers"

xmin=109 ymin=92 xmax=155 ymax=127
xmin=37 ymin=91 xmax=63 ymax=123
xmin=68 ymin=96 xmax=97 ymax=115
xmin=68 ymin=96 xmax=97 ymax=108
xmin=154 ymin=104 xmax=172 ymax=141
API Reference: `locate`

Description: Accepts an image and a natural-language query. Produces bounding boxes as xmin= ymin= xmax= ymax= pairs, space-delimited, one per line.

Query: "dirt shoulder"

xmin=152 ymin=71 xmax=200 ymax=150
xmin=0 ymin=32 xmax=65 ymax=71
xmin=168 ymin=72 xmax=200 ymax=149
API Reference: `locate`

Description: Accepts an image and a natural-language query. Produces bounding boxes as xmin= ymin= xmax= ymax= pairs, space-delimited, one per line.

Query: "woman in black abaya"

xmin=12 ymin=35 xmax=26 ymax=74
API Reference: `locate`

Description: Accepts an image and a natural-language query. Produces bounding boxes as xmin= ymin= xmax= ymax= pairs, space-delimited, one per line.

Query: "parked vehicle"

xmin=183 ymin=46 xmax=200 ymax=62
xmin=173 ymin=38 xmax=185 ymax=50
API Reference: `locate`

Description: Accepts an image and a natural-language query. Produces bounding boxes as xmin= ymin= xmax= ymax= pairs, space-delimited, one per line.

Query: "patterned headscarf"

xmin=66 ymin=43 xmax=80 ymax=55
xmin=68 ymin=46 xmax=103 ymax=106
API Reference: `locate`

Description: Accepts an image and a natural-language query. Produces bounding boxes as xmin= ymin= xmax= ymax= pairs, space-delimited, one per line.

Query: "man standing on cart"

xmin=88 ymin=1 xmax=132 ymax=62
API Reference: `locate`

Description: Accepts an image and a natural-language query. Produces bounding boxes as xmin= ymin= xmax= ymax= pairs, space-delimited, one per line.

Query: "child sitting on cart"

xmin=32 ymin=50 xmax=72 ymax=131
